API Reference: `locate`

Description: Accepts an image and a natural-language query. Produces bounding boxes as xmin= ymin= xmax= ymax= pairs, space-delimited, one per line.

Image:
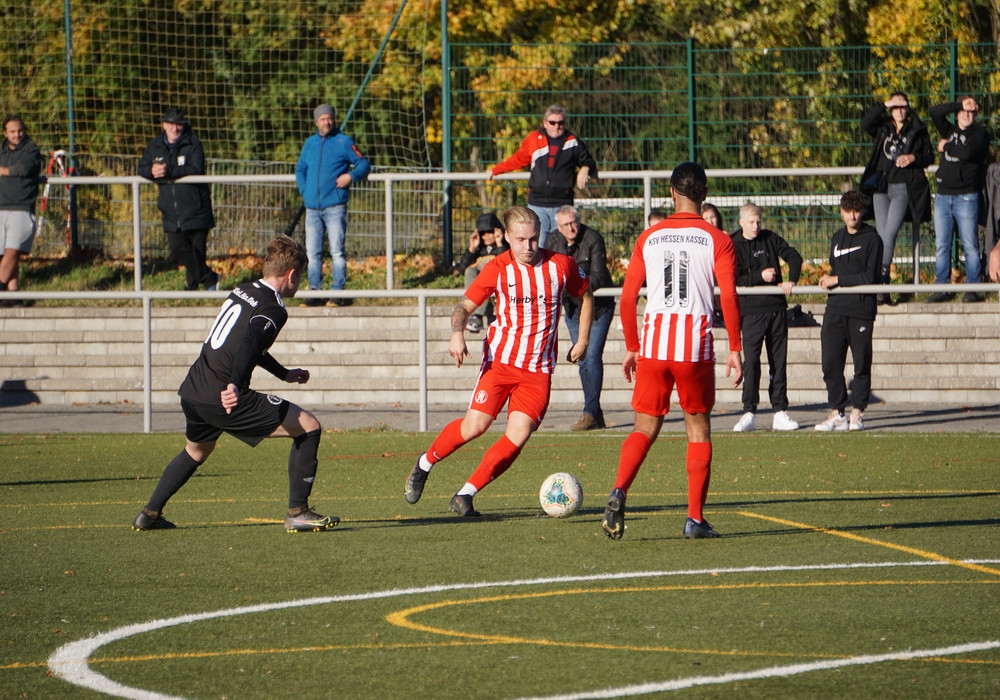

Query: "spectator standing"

xmin=860 ymin=93 xmax=933 ymax=304
xmin=487 ymin=105 xmax=597 ymax=247
xmin=0 ymin=115 xmax=42 ymax=304
xmin=701 ymin=202 xmax=724 ymax=230
xmin=988 ymin=238 xmax=1000 ymax=282
xmin=815 ymin=191 xmax=883 ymax=432
xmin=601 ymin=162 xmax=743 ymax=541
xmin=730 ymin=203 xmax=802 ymax=432
xmin=546 ymin=205 xmax=614 ymax=431
xmin=453 ymin=212 xmax=508 ymax=333
xmin=925 ymin=96 xmax=991 ymax=303
xmin=138 ymin=107 xmax=219 ymax=291
xmin=649 ymin=209 xmax=668 ymax=227
xmin=295 ymin=103 xmax=371 ymax=306
xmin=131 ymin=236 xmax=339 ymax=533
xmin=403 ymin=206 xmax=593 ymax=517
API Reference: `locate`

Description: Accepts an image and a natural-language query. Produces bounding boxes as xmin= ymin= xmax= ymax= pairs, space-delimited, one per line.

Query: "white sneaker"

xmin=733 ymin=412 xmax=758 ymax=432
xmin=849 ymin=410 xmax=864 ymax=431
xmin=814 ymin=411 xmax=848 ymax=432
xmin=771 ymin=410 xmax=799 ymax=431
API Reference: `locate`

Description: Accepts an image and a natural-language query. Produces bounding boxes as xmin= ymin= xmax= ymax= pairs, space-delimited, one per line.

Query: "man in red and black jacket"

xmin=487 ymin=105 xmax=597 ymax=247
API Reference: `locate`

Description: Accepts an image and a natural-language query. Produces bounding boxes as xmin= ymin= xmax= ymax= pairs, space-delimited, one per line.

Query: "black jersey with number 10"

xmin=178 ymin=280 xmax=289 ymax=405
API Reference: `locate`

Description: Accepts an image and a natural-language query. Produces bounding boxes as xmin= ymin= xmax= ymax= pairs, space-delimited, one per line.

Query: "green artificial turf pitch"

xmin=2 ymin=430 xmax=998 ymax=698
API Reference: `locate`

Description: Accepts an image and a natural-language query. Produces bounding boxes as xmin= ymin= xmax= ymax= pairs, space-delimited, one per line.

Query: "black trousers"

xmin=740 ymin=309 xmax=789 ymax=413
xmin=820 ymin=311 xmax=874 ymax=412
xmin=166 ymin=228 xmax=215 ymax=290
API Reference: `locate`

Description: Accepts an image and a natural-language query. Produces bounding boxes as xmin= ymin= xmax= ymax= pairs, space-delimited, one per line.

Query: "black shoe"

xmin=602 ymin=488 xmax=626 ymax=540
xmin=330 ymin=297 xmax=354 ymax=307
xmin=962 ymin=292 xmax=983 ymax=303
xmin=132 ymin=510 xmax=176 ymax=531
xmin=893 ymin=292 xmax=913 ymax=304
xmin=302 ymin=298 xmax=325 ymax=307
xmin=405 ymin=455 xmax=429 ymax=504
xmin=683 ymin=517 xmax=720 ymax=539
xmin=449 ymin=493 xmax=481 ymax=517
xmin=923 ymin=292 xmax=952 ymax=304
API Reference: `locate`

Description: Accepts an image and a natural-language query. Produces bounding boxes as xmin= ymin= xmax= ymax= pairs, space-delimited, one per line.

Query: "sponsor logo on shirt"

xmin=833 ymin=245 xmax=862 ymax=258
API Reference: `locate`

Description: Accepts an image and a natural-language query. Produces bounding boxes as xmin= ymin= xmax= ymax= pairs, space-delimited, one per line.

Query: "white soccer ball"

xmin=539 ymin=472 xmax=583 ymax=517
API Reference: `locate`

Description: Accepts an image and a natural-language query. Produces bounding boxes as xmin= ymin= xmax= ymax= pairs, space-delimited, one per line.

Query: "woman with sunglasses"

xmin=860 ymin=92 xmax=934 ymax=304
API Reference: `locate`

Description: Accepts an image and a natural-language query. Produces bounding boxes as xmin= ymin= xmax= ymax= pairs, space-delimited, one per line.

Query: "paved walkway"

xmin=0 ymin=401 xmax=996 ymax=434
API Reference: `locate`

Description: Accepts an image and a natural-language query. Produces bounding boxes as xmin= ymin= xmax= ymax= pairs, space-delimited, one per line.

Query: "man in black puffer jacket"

xmin=138 ymin=107 xmax=218 ymax=291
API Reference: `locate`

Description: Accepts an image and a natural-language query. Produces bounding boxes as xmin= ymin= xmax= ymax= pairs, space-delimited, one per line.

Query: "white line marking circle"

xmin=48 ymin=560 xmax=1000 ymax=699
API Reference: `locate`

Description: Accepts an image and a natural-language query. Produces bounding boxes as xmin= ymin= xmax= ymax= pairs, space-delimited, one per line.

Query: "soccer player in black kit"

xmin=132 ymin=235 xmax=339 ymax=533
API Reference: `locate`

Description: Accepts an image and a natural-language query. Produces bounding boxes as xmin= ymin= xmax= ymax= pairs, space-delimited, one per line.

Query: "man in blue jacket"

xmin=295 ymin=104 xmax=371 ymax=306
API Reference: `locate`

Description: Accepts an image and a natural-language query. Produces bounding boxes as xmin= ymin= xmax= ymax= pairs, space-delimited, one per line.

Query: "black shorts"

xmin=181 ymin=391 xmax=290 ymax=447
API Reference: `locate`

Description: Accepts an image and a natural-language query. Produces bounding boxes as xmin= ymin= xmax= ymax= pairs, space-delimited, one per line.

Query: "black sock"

xmin=146 ymin=450 xmax=203 ymax=514
xmin=288 ymin=429 xmax=321 ymax=511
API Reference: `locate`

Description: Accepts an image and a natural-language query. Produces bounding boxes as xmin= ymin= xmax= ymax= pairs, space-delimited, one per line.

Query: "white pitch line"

xmin=512 ymin=640 xmax=1000 ymax=700
xmin=47 ymin=559 xmax=1000 ymax=700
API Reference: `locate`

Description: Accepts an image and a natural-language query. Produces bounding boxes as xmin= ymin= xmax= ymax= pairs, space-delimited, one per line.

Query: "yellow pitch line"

xmin=386 ymin=580 xmax=999 ymax=656
xmin=736 ymin=510 xmax=1000 ymax=577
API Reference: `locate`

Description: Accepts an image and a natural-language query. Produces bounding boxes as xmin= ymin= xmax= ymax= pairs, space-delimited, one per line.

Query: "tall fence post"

xmin=132 ymin=181 xmax=143 ymax=291
xmin=385 ymin=178 xmax=395 ymax=289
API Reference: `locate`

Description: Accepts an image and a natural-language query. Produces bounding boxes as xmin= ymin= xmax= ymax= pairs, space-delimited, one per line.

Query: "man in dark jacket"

xmin=546 ymin=205 xmax=614 ymax=430
xmin=454 ymin=212 xmax=508 ymax=333
xmin=816 ymin=191 xmax=883 ymax=432
xmin=138 ymin=107 xmax=218 ymax=291
xmin=730 ymin=203 xmax=802 ymax=433
xmin=0 ymin=115 xmax=43 ymax=304
xmin=926 ymin=96 xmax=991 ymax=303
xmin=487 ymin=105 xmax=597 ymax=247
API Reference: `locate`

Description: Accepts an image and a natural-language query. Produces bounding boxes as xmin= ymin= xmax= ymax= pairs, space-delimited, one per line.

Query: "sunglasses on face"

xmin=546 ymin=120 xmax=565 ymax=126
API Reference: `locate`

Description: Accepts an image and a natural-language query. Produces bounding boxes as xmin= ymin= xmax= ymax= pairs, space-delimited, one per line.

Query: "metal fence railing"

xmin=41 ymin=167 xmax=983 ymax=288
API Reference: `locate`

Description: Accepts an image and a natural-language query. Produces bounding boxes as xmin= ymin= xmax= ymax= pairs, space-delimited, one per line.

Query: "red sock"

xmin=427 ymin=419 xmax=466 ymax=464
xmin=614 ymin=431 xmax=653 ymax=493
xmin=467 ymin=434 xmax=522 ymax=491
xmin=686 ymin=441 xmax=712 ymax=521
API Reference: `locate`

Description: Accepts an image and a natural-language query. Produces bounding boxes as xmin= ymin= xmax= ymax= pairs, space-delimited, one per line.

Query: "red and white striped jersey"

xmin=621 ymin=212 xmax=741 ymax=362
xmin=466 ymin=249 xmax=589 ymax=374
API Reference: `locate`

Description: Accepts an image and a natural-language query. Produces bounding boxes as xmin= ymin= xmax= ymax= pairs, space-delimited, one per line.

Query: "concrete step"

xmin=1 ymin=302 xmax=998 ymax=408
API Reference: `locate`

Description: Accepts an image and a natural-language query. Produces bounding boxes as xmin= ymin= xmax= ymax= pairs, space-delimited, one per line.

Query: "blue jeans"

xmin=528 ymin=204 xmax=560 ymax=249
xmin=305 ymin=205 xmax=348 ymax=291
xmin=933 ymin=193 xmax=980 ymax=284
xmin=564 ymin=304 xmax=614 ymax=419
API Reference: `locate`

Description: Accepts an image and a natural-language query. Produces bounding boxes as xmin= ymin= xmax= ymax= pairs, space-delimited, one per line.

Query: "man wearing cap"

xmin=295 ymin=104 xmax=371 ymax=306
xmin=453 ymin=212 xmax=508 ymax=332
xmin=138 ymin=107 xmax=218 ymax=291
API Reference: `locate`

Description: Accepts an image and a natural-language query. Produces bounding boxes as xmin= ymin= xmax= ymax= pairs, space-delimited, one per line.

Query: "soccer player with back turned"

xmin=132 ymin=235 xmax=339 ymax=533
xmin=602 ymin=162 xmax=743 ymax=540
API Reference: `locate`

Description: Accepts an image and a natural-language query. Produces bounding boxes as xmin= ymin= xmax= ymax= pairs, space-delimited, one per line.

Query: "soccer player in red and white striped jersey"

xmin=404 ymin=206 xmax=594 ymax=517
xmin=602 ymin=162 xmax=743 ymax=540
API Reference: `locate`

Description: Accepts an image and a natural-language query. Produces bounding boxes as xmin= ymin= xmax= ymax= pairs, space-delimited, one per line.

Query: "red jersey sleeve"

xmin=619 ymin=230 xmax=650 ymax=353
xmin=711 ymin=229 xmax=742 ymax=352
xmin=491 ymin=133 xmax=536 ymax=176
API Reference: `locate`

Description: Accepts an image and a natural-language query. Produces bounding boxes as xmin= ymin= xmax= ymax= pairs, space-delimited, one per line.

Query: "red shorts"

xmin=468 ymin=361 xmax=551 ymax=425
xmin=631 ymin=357 xmax=715 ymax=417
